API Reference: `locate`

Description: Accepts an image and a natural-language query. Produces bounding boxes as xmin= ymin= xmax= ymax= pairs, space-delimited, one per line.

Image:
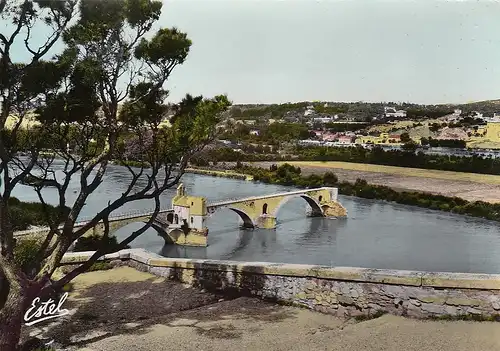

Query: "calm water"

xmin=9 ymin=160 xmax=500 ymax=274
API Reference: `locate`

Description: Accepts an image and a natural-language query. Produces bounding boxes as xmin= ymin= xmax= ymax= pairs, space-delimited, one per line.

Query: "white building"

xmin=337 ymin=136 xmax=353 ymax=145
xmin=249 ymin=130 xmax=260 ymax=136
xmin=304 ymin=106 xmax=316 ymax=116
xmin=312 ymin=117 xmax=334 ymax=123
xmin=384 ymin=106 xmax=407 ymax=118
xmin=298 ymin=140 xmax=322 ymax=146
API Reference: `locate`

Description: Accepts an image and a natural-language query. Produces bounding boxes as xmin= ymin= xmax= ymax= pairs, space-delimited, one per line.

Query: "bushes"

xmin=14 ymin=238 xmax=42 ymax=274
xmin=323 ymin=172 xmax=338 ymax=186
xmin=73 ymin=235 xmax=130 ymax=252
xmin=88 ymin=261 xmax=113 ymax=271
xmin=8 ymin=197 xmax=70 ymax=231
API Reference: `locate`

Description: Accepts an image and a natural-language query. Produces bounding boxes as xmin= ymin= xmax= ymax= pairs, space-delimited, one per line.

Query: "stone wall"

xmin=61 ymin=249 xmax=500 ymax=319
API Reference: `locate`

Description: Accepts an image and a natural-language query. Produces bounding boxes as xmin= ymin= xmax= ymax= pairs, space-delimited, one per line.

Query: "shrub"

xmin=73 ymin=235 xmax=130 ymax=252
xmin=62 ymin=282 xmax=74 ymax=292
xmin=14 ymin=239 xmax=42 ymax=274
xmin=88 ymin=261 xmax=112 ymax=272
xmin=323 ymin=171 xmax=338 ymax=186
xmin=9 ymin=206 xmax=35 ymax=231
xmin=8 ymin=198 xmax=70 ymax=231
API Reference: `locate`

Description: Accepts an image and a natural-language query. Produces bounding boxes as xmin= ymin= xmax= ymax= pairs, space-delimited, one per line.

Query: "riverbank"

xmin=27 ymin=255 xmax=500 ymax=351
xmin=185 ymin=167 xmax=254 ymax=181
xmin=226 ymin=161 xmax=500 ymax=204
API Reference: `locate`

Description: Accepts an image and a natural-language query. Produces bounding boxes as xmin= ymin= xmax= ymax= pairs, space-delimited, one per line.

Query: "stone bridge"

xmin=13 ymin=209 xmax=174 ymax=242
xmin=14 ymin=183 xmax=347 ymax=248
xmin=166 ymin=183 xmax=347 ymax=247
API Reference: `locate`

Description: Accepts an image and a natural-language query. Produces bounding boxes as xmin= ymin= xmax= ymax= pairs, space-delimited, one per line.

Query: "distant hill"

xmin=229 ymin=101 xmax=459 ymax=122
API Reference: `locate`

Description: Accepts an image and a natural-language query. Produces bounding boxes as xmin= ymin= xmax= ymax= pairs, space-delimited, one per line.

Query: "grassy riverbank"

xmin=185 ymin=168 xmax=254 ymax=180
xmin=195 ymin=163 xmax=500 ymax=223
xmin=266 ymin=161 xmax=500 ymax=185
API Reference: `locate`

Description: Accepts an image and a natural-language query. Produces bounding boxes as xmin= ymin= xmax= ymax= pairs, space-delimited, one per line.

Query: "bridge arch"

xmin=150 ymin=222 xmax=174 ymax=244
xmin=166 ymin=213 xmax=174 ymax=224
xmin=273 ymin=194 xmax=323 ymax=217
xmin=228 ymin=207 xmax=255 ymax=228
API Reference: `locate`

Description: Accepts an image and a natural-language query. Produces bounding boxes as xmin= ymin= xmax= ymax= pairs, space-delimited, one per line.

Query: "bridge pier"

xmin=321 ymin=201 xmax=348 ymax=218
xmin=162 ymin=226 xmax=209 ymax=247
xmin=255 ymin=215 xmax=277 ymax=229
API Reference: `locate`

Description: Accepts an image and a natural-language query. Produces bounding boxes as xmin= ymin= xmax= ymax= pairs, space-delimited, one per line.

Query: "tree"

xmin=401 ymin=141 xmax=418 ymax=153
xmin=0 ymin=1 xmax=231 ymax=348
xmin=400 ymin=132 xmax=411 ymax=143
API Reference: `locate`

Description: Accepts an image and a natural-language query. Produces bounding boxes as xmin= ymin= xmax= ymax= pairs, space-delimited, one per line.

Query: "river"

xmin=8 ymin=161 xmax=500 ymax=274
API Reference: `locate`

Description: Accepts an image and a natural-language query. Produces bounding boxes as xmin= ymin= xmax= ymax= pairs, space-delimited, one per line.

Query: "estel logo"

xmin=23 ymin=292 xmax=70 ymax=326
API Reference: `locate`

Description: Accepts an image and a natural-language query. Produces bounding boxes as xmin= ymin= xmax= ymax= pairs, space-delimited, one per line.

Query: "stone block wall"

xmin=61 ymin=249 xmax=500 ymax=319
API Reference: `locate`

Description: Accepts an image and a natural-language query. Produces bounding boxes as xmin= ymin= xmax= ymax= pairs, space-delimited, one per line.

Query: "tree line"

xmin=196 ymin=144 xmax=500 ymax=176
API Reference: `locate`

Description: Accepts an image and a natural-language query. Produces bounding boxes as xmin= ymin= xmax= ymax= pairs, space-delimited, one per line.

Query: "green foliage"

xmin=13 ymin=239 xmax=42 ymax=274
xmin=261 ymin=123 xmax=310 ymax=142
xmin=405 ymin=107 xmax=454 ymax=119
xmin=268 ymin=145 xmax=500 ymax=176
xmin=62 ymin=282 xmax=74 ymax=292
xmin=400 ymin=132 xmax=411 ymax=143
xmin=135 ymin=27 xmax=191 ymax=65
xmin=88 ymin=261 xmax=113 ymax=272
xmin=401 ymin=141 xmax=418 ymax=153
xmin=8 ymin=197 xmax=70 ymax=231
xmin=73 ymin=235 xmax=130 ymax=253
xmin=427 ymin=138 xmax=466 ymax=148
xmin=324 ymin=122 xmax=369 ymax=133
xmin=234 ymin=102 xmax=309 ymax=118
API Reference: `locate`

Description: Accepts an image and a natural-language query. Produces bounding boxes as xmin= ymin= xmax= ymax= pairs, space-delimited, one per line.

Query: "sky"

xmin=159 ymin=0 xmax=500 ymax=105
xmin=4 ymin=0 xmax=500 ymax=105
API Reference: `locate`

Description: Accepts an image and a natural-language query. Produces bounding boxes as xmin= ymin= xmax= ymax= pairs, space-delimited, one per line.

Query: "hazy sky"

xmin=160 ymin=0 xmax=500 ymax=105
xmin=4 ymin=0 xmax=500 ymax=105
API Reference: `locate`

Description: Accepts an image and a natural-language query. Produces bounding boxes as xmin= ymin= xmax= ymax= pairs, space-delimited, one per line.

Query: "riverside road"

xmin=10 ymin=160 xmax=500 ymax=274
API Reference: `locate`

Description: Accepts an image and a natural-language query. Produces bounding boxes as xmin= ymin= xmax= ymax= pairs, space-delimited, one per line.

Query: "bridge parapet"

xmin=13 ymin=208 xmax=174 ymax=239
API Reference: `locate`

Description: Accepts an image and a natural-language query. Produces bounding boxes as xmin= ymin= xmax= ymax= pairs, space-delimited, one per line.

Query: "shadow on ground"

xmin=31 ymin=267 xmax=296 ymax=348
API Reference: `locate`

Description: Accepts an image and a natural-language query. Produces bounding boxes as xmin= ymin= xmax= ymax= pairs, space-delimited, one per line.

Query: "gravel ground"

xmin=25 ymin=267 xmax=500 ymax=351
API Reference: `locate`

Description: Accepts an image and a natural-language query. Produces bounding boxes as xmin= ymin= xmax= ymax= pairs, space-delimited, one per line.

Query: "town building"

xmin=388 ymin=134 xmax=401 ymax=143
xmin=337 ymin=136 xmax=352 ymax=145
xmin=304 ymin=105 xmax=316 ymax=116
xmin=312 ymin=117 xmax=334 ymax=124
xmin=384 ymin=107 xmax=407 ymax=118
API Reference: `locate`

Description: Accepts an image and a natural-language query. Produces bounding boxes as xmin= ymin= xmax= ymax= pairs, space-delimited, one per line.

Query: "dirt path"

xmin=251 ymin=161 xmax=500 ymax=203
xmin=25 ymin=266 xmax=500 ymax=351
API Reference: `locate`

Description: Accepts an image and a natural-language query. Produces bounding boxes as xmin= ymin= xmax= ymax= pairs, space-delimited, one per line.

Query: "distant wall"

xmin=61 ymin=249 xmax=500 ymax=319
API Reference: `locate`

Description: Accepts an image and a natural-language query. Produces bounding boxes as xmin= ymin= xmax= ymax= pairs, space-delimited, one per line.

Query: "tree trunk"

xmin=0 ymin=289 xmax=25 ymax=351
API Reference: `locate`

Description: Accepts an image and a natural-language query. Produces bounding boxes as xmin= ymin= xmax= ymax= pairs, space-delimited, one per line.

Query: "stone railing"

xmin=60 ymin=249 xmax=500 ymax=319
